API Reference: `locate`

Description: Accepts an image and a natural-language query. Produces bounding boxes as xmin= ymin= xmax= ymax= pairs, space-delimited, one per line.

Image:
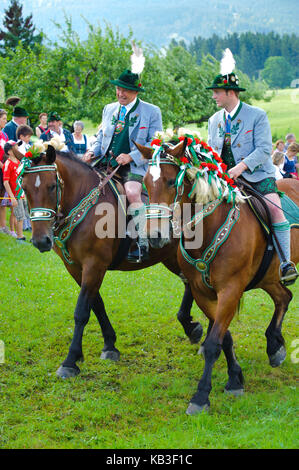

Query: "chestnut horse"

xmin=138 ymin=140 xmax=299 ymax=414
xmin=19 ymin=145 xmax=203 ymax=379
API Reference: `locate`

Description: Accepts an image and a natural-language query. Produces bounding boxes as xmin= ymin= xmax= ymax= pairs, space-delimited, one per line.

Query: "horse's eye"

xmin=167 ymin=179 xmax=176 ymax=188
xmin=48 ymin=184 xmax=56 ymax=192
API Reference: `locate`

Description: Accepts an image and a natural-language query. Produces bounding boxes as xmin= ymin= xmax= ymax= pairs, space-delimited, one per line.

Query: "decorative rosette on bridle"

xmin=15 ymin=137 xmax=64 ymax=200
xmin=150 ymin=129 xmax=245 ymax=205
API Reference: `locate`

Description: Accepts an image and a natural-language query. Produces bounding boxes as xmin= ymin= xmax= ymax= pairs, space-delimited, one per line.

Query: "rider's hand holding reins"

xmin=228 ymin=161 xmax=248 ymax=179
xmin=83 ymin=151 xmax=94 ymax=163
xmin=116 ymin=153 xmax=133 ymax=166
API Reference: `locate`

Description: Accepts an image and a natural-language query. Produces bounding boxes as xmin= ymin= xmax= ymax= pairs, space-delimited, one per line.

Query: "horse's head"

xmin=137 ymin=139 xmax=189 ymax=248
xmin=21 ymin=144 xmax=59 ymax=252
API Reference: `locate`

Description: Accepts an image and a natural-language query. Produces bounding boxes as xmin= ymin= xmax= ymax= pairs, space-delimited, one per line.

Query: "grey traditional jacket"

xmin=208 ymin=101 xmax=275 ymax=182
xmin=91 ymin=99 xmax=162 ymax=176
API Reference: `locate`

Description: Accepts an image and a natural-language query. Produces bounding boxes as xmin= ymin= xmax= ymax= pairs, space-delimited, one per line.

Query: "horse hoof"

xmin=189 ymin=324 xmax=203 ymax=344
xmin=269 ymin=345 xmax=286 ymax=367
xmin=186 ymin=402 xmax=210 ymax=416
xmin=56 ymin=365 xmax=80 ymax=379
xmin=100 ymin=350 xmax=120 ymax=361
xmin=224 ymin=388 xmax=244 ymax=397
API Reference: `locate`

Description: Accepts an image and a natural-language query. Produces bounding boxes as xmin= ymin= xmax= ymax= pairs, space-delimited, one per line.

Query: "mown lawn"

xmin=0 ymin=232 xmax=298 ymax=449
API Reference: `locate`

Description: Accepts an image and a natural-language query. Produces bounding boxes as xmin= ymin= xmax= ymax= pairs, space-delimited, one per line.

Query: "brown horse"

xmin=19 ymin=144 xmax=203 ymax=379
xmin=138 ymin=140 xmax=299 ymax=414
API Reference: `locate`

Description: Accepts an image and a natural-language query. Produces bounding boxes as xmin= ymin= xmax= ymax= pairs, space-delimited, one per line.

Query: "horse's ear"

xmin=166 ymin=140 xmax=186 ymax=159
xmin=11 ymin=145 xmax=25 ymax=161
xmin=46 ymin=145 xmax=56 ymax=164
xmin=134 ymin=141 xmax=154 ymax=160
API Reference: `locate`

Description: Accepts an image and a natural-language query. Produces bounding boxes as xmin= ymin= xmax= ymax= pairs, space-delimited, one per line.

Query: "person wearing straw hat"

xmin=206 ymin=48 xmax=298 ymax=286
xmin=84 ymin=44 xmax=162 ymax=263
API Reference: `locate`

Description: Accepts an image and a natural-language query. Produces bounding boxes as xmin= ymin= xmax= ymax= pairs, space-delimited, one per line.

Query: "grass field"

xmin=0 ymin=230 xmax=298 ymax=449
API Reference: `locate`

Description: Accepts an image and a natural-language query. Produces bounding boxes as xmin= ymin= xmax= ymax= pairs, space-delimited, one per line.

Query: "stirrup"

xmin=127 ymin=242 xmax=149 ymax=264
xmin=280 ymin=262 xmax=299 ymax=286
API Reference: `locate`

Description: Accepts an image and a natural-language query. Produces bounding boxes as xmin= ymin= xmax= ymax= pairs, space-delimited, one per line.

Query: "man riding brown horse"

xmin=206 ymin=48 xmax=298 ymax=285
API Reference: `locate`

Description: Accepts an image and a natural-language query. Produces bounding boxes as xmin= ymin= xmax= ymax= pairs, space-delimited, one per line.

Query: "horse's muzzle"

xmin=32 ymin=235 xmax=53 ymax=252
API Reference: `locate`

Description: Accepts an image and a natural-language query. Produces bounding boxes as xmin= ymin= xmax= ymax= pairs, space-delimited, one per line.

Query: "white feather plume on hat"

xmin=220 ymin=48 xmax=236 ymax=76
xmin=131 ymin=41 xmax=145 ymax=75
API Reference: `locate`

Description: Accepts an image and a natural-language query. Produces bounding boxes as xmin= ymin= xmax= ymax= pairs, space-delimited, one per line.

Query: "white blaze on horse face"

xmin=150 ymin=164 xmax=161 ymax=183
xmin=35 ymin=175 xmax=41 ymax=188
xmin=150 ymin=147 xmax=162 ymax=182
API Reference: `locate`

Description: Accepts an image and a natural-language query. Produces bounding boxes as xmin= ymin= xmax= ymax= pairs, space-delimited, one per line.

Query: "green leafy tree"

xmin=260 ymin=56 xmax=295 ymax=88
xmin=0 ymin=17 xmax=271 ymax=131
xmin=0 ymin=0 xmax=43 ymax=55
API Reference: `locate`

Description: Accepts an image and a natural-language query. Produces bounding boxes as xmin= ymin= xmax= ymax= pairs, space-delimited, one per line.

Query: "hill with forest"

xmin=0 ymin=0 xmax=298 ymax=46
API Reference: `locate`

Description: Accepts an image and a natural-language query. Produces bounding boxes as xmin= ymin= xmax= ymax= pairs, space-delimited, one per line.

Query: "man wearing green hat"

xmin=3 ymin=106 xmax=29 ymax=141
xmin=40 ymin=111 xmax=75 ymax=153
xmin=84 ymin=69 xmax=162 ymax=262
xmin=206 ymin=49 xmax=298 ymax=285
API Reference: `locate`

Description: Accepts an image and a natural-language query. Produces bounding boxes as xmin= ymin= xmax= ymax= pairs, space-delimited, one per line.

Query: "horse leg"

xmin=263 ymin=283 xmax=293 ymax=367
xmin=186 ymin=286 xmax=242 ymax=415
xmin=222 ymin=330 xmax=244 ymax=396
xmin=200 ymin=325 xmax=244 ymax=394
xmin=90 ymin=293 xmax=120 ymax=361
xmin=177 ymin=283 xmax=203 ymax=344
xmin=56 ymin=285 xmax=92 ymax=378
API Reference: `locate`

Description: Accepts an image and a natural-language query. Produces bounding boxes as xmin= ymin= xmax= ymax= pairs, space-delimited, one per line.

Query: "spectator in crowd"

xmin=72 ymin=121 xmax=90 ymax=158
xmin=3 ymin=141 xmax=26 ymax=242
xmin=0 ymin=109 xmax=9 ymax=233
xmin=273 ymin=139 xmax=285 ymax=153
xmin=284 ymin=133 xmax=296 ymax=152
xmin=272 ymin=151 xmax=286 ymax=180
xmin=3 ymin=106 xmax=29 ymax=141
xmin=35 ymin=113 xmax=48 ymax=138
xmin=283 ymin=142 xmax=299 ymax=179
xmin=40 ymin=111 xmax=76 ymax=153
xmin=16 ymin=124 xmax=34 ymax=154
xmin=16 ymin=125 xmax=34 ymax=232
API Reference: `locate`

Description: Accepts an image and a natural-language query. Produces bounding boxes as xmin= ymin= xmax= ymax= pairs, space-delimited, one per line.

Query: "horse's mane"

xmin=56 ymin=151 xmax=94 ymax=173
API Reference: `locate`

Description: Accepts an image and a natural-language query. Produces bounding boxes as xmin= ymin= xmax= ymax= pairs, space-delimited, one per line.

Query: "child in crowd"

xmin=283 ymin=142 xmax=299 ymax=179
xmin=16 ymin=125 xmax=34 ymax=231
xmin=272 ymin=151 xmax=285 ymax=180
xmin=0 ymin=108 xmax=10 ymax=234
xmin=16 ymin=124 xmax=33 ymax=154
xmin=3 ymin=141 xmax=26 ymax=242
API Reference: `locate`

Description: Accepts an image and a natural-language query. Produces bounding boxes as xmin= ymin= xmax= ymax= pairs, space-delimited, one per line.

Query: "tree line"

xmin=0 ymin=0 xmax=269 ymax=129
xmin=171 ymin=31 xmax=299 ymax=88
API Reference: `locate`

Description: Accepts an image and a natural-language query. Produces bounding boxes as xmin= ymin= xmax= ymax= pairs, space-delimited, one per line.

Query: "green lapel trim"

xmin=222 ymin=101 xmax=243 ymax=123
xmin=231 ymin=101 xmax=243 ymax=121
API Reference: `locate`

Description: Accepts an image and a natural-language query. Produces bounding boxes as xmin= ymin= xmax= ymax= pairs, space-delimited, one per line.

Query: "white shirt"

xmin=120 ymin=97 xmax=137 ymax=114
xmin=224 ymin=100 xmax=240 ymax=120
xmin=18 ymin=141 xmax=31 ymax=155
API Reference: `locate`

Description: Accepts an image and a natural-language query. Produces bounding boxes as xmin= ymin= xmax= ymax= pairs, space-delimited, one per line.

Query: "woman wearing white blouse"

xmin=72 ymin=121 xmax=90 ymax=158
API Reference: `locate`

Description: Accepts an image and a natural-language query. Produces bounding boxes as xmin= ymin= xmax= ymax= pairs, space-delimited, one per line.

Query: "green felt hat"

xmin=12 ymin=106 xmax=29 ymax=117
xmin=110 ymin=69 xmax=145 ymax=92
xmin=47 ymin=111 xmax=62 ymax=122
xmin=206 ymin=72 xmax=246 ymax=92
